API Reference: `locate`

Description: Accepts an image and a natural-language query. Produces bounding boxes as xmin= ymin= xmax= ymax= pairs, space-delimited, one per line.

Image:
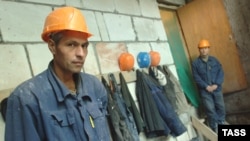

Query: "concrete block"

xmin=0 ymin=2 xmax=51 ymax=42
xmin=103 ymin=13 xmax=135 ymax=41
xmin=84 ymin=43 xmax=100 ymax=75
xmin=151 ymin=42 xmax=174 ymax=65
xmin=95 ymin=43 xmax=127 ymax=74
xmin=26 ymin=44 xmax=52 ymax=76
xmin=154 ymin=20 xmax=168 ymax=41
xmin=133 ymin=17 xmax=158 ymax=41
xmin=83 ymin=0 xmax=115 ymax=12
xmin=114 ymin=0 xmax=141 ymax=16
xmin=20 ymin=0 xmax=64 ymax=5
xmin=127 ymin=43 xmax=151 ymax=69
xmin=95 ymin=12 xmax=110 ymax=41
xmin=139 ymin=0 xmax=161 ymax=18
xmin=0 ymin=44 xmax=32 ymax=90
xmin=65 ymin=0 xmax=83 ymax=8
xmin=82 ymin=10 xmax=101 ymax=41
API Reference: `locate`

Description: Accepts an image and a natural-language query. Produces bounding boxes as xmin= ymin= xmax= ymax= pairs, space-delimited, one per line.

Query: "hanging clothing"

xmin=101 ymin=76 xmax=132 ymax=141
xmin=136 ymin=70 xmax=170 ymax=138
xmin=108 ymin=73 xmax=140 ymax=141
xmin=119 ymin=72 xmax=145 ymax=134
xmin=142 ymin=71 xmax=187 ymax=137
xmin=149 ymin=66 xmax=189 ymax=112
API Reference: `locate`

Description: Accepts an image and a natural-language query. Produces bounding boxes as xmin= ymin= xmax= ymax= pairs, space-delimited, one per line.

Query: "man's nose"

xmin=75 ymin=46 xmax=86 ymax=57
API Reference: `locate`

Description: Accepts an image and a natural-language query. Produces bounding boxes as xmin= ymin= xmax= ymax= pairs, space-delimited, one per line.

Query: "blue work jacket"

xmin=5 ymin=62 xmax=111 ymax=141
xmin=192 ymin=56 xmax=224 ymax=93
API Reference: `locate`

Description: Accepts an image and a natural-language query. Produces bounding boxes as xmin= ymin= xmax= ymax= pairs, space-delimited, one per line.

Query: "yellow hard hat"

xmin=41 ymin=7 xmax=92 ymax=42
xmin=198 ymin=39 xmax=210 ymax=48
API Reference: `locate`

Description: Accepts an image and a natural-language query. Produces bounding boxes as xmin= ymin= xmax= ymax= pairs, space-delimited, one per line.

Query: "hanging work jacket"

xmin=142 ymin=71 xmax=187 ymax=137
xmin=101 ymin=76 xmax=132 ymax=141
xmin=149 ymin=66 xmax=189 ymax=113
xmin=119 ymin=72 xmax=145 ymax=134
xmin=135 ymin=70 xmax=170 ymax=138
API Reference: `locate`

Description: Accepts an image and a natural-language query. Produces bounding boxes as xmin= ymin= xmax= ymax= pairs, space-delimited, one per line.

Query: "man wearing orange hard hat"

xmin=191 ymin=39 xmax=226 ymax=133
xmin=5 ymin=7 xmax=111 ymax=141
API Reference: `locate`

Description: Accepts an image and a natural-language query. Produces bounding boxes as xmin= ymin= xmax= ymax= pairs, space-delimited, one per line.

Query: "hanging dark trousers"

xmin=119 ymin=72 xmax=145 ymax=134
xmin=101 ymin=76 xmax=132 ymax=141
xmin=108 ymin=73 xmax=140 ymax=141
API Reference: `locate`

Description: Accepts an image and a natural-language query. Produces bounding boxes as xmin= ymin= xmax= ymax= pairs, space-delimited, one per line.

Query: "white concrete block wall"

xmin=134 ymin=17 xmax=159 ymax=41
xmin=0 ymin=2 xmax=51 ymax=42
xmin=26 ymin=44 xmax=52 ymax=75
xmin=21 ymin=0 xmax=64 ymax=5
xmin=84 ymin=43 xmax=101 ymax=75
xmin=104 ymin=13 xmax=136 ymax=41
xmin=83 ymin=0 xmax=115 ymax=12
xmin=139 ymin=0 xmax=161 ymax=18
xmin=115 ymin=0 xmax=141 ymax=16
xmin=0 ymin=0 xmax=194 ymax=140
xmin=82 ymin=10 xmax=102 ymax=41
xmin=0 ymin=44 xmax=32 ymax=90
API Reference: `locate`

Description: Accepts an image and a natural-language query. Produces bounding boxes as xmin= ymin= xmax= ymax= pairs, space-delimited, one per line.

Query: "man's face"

xmin=199 ymin=47 xmax=210 ymax=57
xmin=49 ymin=31 xmax=89 ymax=74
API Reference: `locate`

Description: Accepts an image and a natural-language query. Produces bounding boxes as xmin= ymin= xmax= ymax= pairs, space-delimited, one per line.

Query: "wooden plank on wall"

xmin=191 ymin=116 xmax=217 ymax=141
xmin=96 ymin=70 xmax=137 ymax=84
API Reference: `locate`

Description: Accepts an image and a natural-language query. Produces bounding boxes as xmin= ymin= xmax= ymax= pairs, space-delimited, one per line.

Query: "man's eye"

xmin=82 ymin=42 xmax=89 ymax=48
xmin=68 ymin=43 xmax=76 ymax=47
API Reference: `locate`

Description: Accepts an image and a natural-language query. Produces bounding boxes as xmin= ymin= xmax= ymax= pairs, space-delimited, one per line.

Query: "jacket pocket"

xmin=51 ymin=109 xmax=75 ymax=127
xmin=86 ymin=102 xmax=111 ymax=140
xmin=49 ymin=109 xmax=77 ymax=141
xmin=87 ymin=102 xmax=104 ymax=119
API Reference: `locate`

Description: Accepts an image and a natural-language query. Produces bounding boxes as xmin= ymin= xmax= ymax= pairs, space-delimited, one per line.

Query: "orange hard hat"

xmin=41 ymin=7 xmax=92 ymax=42
xmin=119 ymin=53 xmax=134 ymax=71
xmin=149 ymin=51 xmax=161 ymax=66
xmin=198 ymin=39 xmax=210 ymax=48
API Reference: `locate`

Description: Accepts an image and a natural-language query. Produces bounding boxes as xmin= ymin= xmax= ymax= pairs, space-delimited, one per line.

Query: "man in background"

xmin=192 ymin=39 xmax=226 ymax=133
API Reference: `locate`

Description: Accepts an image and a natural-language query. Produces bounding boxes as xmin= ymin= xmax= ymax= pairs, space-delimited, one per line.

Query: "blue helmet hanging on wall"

xmin=137 ymin=52 xmax=151 ymax=68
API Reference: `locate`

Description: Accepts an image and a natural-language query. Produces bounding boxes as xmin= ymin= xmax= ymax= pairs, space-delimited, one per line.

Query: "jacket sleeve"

xmin=5 ymin=93 xmax=41 ymax=141
xmin=192 ymin=61 xmax=208 ymax=89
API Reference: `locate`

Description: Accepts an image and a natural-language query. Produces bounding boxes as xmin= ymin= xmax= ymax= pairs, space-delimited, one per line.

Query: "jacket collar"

xmin=47 ymin=61 xmax=92 ymax=102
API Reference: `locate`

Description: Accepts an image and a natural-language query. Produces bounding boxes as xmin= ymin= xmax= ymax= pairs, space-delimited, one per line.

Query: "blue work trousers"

xmin=200 ymin=90 xmax=225 ymax=131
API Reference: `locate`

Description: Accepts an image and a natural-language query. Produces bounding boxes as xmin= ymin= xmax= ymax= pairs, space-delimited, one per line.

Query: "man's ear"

xmin=48 ymin=39 xmax=56 ymax=55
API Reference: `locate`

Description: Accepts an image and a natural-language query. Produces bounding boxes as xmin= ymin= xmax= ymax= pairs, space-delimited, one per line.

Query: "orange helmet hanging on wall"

xmin=41 ymin=6 xmax=92 ymax=42
xmin=119 ymin=53 xmax=134 ymax=71
xmin=149 ymin=51 xmax=161 ymax=66
xmin=198 ymin=39 xmax=210 ymax=48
